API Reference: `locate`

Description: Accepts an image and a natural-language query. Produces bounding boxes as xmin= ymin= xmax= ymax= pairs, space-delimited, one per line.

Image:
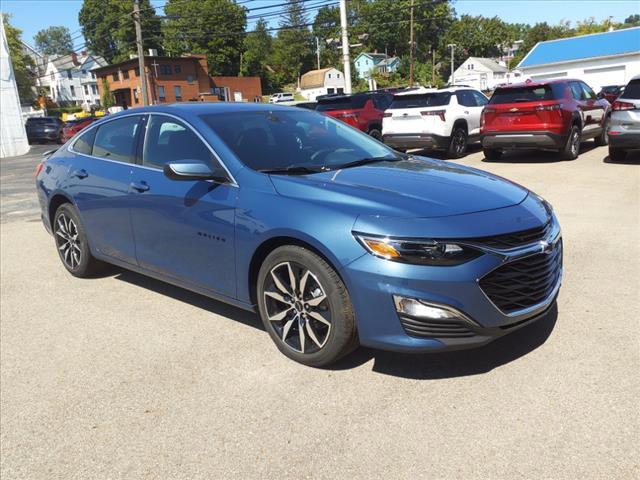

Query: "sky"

xmin=1 ymin=0 xmax=638 ymax=49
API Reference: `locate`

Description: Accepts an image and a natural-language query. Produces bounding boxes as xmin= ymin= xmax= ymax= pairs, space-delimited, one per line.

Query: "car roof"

xmin=104 ymin=102 xmax=298 ymax=119
xmin=494 ymin=78 xmax=580 ymax=89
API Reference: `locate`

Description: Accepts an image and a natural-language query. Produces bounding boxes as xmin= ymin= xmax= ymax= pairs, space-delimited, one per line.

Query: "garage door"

xmin=583 ymin=66 xmax=626 ymax=91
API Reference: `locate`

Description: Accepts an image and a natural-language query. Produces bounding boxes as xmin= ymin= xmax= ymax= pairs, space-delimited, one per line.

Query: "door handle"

xmin=130 ymin=181 xmax=150 ymax=192
xmin=71 ymin=169 xmax=88 ymax=179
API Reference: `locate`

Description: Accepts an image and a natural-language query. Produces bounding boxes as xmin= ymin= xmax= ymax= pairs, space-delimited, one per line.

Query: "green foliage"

xmin=34 ymin=26 xmax=73 ymax=56
xmin=312 ymin=5 xmax=341 ymax=68
xmin=2 ymin=14 xmax=35 ymax=102
xmin=511 ymin=21 xmax=572 ymax=67
xmin=100 ymin=78 xmax=114 ymax=109
xmin=241 ymin=19 xmax=272 ymax=77
xmin=269 ymin=0 xmax=314 ymax=87
xmin=163 ymin=0 xmax=247 ymax=76
xmin=79 ymin=0 xmax=162 ymax=63
xmin=625 ymin=14 xmax=640 ymax=26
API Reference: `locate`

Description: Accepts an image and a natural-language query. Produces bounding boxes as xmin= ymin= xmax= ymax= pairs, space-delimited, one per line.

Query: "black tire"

xmin=560 ymin=124 xmax=581 ymax=160
xmin=53 ymin=203 xmax=104 ymax=277
xmin=257 ymin=245 xmax=358 ymax=367
xmin=608 ymin=146 xmax=626 ymax=162
xmin=483 ymin=148 xmax=503 ymax=161
xmin=368 ymin=127 xmax=382 ymax=140
xmin=594 ymin=116 xmax=609 ymax=147
xmin=447 ymin=126 xmax=468 ymax=158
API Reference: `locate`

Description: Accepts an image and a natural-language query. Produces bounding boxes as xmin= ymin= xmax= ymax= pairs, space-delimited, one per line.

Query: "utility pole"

xmin=447 ymin=43 xmax=456 ymax=85
xmin=431 ymin=48 xmax=435 ymax=86
xmin=133 ymin=0 xmax=149 ymax=106
xmin=409 ymin=0 xmax=414 ymax=86
xmin=339 ymin=0 xmax=352 ymax=94
xmin=315 ymin=36 xmax=321 ymax=70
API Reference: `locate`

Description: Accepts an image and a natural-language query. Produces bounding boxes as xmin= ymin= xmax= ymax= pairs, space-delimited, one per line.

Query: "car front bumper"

xmin=341 ymin=215 xmax=563 ymax=353
xmin=482 ymin=131 xmax=565 ymax=150
xmin=382 ymin=133 xmax=449 ymax=150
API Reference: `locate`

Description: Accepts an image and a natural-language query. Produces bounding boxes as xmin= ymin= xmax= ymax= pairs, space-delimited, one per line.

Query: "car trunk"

xmin=383 ymin=92 xmax=450 ymax=134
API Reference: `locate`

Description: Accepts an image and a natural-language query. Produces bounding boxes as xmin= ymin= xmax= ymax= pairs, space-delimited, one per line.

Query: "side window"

xmin=142 ymin=116 xmax=217 ymax=170
xmin=580 ymin=82 xmax=596 ymax=100
xmin=472 ymin=91 xmax=488 ymax=106
xmin=569 ymin=82 xmax=584 ymax=100
xmin=92 ymin=116 xmax=141 ymax=163
xmin=456 ymin=90 xmax=477 ymax=107
xmin=73 ymin=127 xmax=97 ymax=155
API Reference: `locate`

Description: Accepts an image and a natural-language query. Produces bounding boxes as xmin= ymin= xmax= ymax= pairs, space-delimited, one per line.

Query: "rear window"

xmin=623 ymin=80 xmax=640 ymax=99
xmin=27 ymin=117 xmax=59 ymax=124
xmin=489 ymin=85 xmax=563 ymax=104
xmin=316 ymin=95 xmax=368 ymax=111
xmin=388 ymin=92 xmax=451 ymax=109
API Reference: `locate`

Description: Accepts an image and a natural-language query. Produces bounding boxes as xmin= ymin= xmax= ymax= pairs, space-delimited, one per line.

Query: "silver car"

xmin=609 ymin=75 xmax=640 ymax=161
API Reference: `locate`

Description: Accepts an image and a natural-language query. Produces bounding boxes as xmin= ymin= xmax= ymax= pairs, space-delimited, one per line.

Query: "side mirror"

xmin=163 ymin=159 xmax=228 ymax=183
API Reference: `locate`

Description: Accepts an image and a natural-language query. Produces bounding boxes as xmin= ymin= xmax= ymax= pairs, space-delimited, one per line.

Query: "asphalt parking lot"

xmin=1 ymin=143 xmax=639 ymax=479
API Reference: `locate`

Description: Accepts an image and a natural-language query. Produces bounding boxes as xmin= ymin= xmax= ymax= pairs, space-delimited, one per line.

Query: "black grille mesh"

xmin=399 ymin=316 xmax=475 ymax=338
xmin=466 ymin=222 xmax=551 ymax=250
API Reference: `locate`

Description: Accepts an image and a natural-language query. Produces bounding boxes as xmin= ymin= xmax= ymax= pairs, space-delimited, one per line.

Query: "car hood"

xmin=269 ymin=156 xmax=528 ymax=219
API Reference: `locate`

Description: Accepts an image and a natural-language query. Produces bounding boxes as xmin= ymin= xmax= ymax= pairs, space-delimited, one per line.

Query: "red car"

xmin=315 ymin=92 xmax=393 ymax=139
xmin=481 ymin=79 xmax=610 ymax=160
xmin=61 ymin=117 xmax=97 ymax=143
xmin=597 ymin=85 xmax=625 ymax=104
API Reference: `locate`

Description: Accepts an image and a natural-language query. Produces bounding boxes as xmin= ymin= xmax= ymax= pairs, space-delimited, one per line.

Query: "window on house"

xmin=187 ymin=74 xmax=194 ymax=84
xmin=160 ymin=64 xmax=172 ymax=75
xmin=328 ymin=74 xmax=332 ymax=78
xmin=123 ymin=70 xmax=129 ymax=79
xmin=337 ymin=73 xmax=340 ymax=78
xmin=133 ymin=88 xmax=139 ymax=103
xmin=134 ymin=67 xmax=140 ymax=76
xmin=91 ymin=72 xmax=96 ymax=78
xmin=50 ymin=72 xmax=54 ymax=81
xmin=174 ymin=85 xmax=182 ymax=101
xmin=91 ymin=85 xmax=97 ymax=95
xmin=84 ymin=85 xmax=88 ymax=95
xmin=82 ymin=69 xmax=87 ymax=75
xmin=70 ymin=85 xmax=76 ymax=97
xmin=67 ymin=70 xmax=72 ymax=79
xmin=158 ymin=85 xmax=166 ymax=102
xmin=174 ymin=65 xmax=182 ymax=74
xmin=113 ymin=71 xmax=119 ymax=81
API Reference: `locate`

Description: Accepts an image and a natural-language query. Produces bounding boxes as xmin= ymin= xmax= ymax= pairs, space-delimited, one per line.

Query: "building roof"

xmin=377 ymin=57 xmax=399 ymax=67
xmin=518 ymin=26 xmax=640 ymax=69
xmin=300 ymin=68 xmax=339 ymax=89
xmin=355 ymin=52 xmax=389 ymax=62
xmin=464 ymin=57 xmax=507 ymax=73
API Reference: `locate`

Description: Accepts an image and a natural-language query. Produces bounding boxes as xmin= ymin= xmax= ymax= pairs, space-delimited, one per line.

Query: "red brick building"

xmin=94 ymin=54 xmax=262 ymax=107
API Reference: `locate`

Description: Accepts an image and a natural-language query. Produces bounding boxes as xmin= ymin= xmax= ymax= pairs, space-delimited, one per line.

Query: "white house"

xmin=517 ymin=27 xmax=640 ymax=91
xmin=449 ymin=57 xmax=522 ymax=91
xmin=45 ymin=52 xmax=106 ymax=107
xmin=299 ymin=68 xmax=345 ymax=101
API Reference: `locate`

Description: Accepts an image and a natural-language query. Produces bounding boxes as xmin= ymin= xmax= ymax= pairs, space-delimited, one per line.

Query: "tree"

xmin=624 ymin=14 xmax=640 ymax=26
xmin=511 ymin=21 xmax=572 ymax=66
xmin=100 ymin=78 xmax=113 ymax=109
xmin=163 ymin=0 xmax=247 ymax=76
xmin=34 ymin=26 xmax=73 ymax=56
xmin=79 ymin=0 xmax=162 ymax=63
xmin=241 ymin=18 xmax=272 ymax=77
xmin=2 ymin=14 xmax=35 ymax=102
xmin=269 ymin=0 xmax=314 ymax=87
xmin=312 ymin=5 xmax=341 ymax=69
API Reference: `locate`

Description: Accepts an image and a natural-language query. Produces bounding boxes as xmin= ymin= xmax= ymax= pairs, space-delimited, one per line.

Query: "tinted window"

xmin=143 ymin=116 xmax=214 ymax=169
xmin=372 ymin=94 xmax=393 ymax=110
xmin=569 ymin=82 xmax=584 ymax=100
xmin=388 ymin=92 xmax=451 ymax=109
xmin=73 ymin=127 xmax=96 ymax=155
xmin=202 ymin=109 xmax=397 ymax=172
xmin=490 ymin=85 xmax=559 ymax=104
xmin=456 ymin=90 xmax=477 ymax=107
xmin=92 ymin=116 xmax=141 ymax=163
xmin=472 ymin=90 xmax=488 ymax=106
xmin=623 ymin=79 xmax=640 ymax=99
xmin=316 ymin=95 xmax=368 ymax=111
xmin=580 ymin=82 xmax=596 ymax=100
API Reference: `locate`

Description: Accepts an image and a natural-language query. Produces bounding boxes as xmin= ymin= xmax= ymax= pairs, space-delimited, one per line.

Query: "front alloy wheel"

xmin=257 ymin=245 xmax=357 ymax=367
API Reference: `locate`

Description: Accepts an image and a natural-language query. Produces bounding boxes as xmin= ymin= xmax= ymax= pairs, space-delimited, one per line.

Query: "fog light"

xmin=393 ymin=295 xmax=478 ymax=325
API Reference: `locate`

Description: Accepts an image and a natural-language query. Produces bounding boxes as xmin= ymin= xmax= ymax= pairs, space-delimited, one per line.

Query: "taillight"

xmin=535 ymin=103 xmax=563 ymax=111
xmin=35 ymin=161 xmax=45 ymax=177
xmin=421 ymin=110 xmax=446 ymax=122
xmin=612 ymin=100 xmax=635 ymax=111
xmin=383 ymin=112 xmax=392 ymax=118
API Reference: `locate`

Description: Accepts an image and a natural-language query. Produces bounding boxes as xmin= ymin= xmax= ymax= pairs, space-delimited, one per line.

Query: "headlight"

xmin=354 ymin=233 xmax=482 ymax=266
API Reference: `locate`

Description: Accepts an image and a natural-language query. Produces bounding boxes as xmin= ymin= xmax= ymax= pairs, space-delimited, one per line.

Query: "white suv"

xmin=381 ymin=86 xmax=489 ymax=158
xmin=269 ymin=92 xmax=295 ymax=103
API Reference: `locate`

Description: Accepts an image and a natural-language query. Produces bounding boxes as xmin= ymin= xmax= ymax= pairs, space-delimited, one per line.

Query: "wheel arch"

xmin=452 ymin=118 xmax=468 ymax=132
xmin=48 ymin=192 xmax=75 ymax=227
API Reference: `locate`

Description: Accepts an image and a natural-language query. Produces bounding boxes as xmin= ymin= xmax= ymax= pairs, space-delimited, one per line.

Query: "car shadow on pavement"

xmin=333 ymin=304 xmax=558 ymax=379
xmin=481 ymin=142 xmax=598 ymax=164
xmin=603 ymin=150 xmax=640 ymax=164
xmin=110 ymin=267 xmax=264 ymax=331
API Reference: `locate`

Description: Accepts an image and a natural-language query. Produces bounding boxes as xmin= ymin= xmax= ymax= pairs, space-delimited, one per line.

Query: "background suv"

xmin=597 ymin=85 xmax=625 ymax=104
xmin=25 ymin=116 xmax=64 ymax=144
xmin=315 ymin=92 xmax=393 ymax=139
xmin=381 ymin=86 xmax=489 ymax=158
xmin=481 ymin=79 xmax=610 ymax=160
xmin=608 ymin=75 xmax=640 ymax=161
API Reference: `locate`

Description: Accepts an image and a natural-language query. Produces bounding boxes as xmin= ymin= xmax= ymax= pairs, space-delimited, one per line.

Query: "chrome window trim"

xmin=69 ymin=110 xmax=239 ymax=187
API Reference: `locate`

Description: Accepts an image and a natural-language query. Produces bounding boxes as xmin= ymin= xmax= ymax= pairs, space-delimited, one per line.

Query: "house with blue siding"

xmin=353 ymin=52 xmax=397 ymax=79
xmin=517 ymin=27 xmax=640 ymax=90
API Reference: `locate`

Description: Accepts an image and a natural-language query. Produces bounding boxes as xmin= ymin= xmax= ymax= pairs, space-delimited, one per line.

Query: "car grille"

xmin=467 ymin=222 xmax=551 ymax=250
xmin=399 ymin=316 xmax=475 ymax=338
xmin=480 ymin=240 xmax=562 ymax=314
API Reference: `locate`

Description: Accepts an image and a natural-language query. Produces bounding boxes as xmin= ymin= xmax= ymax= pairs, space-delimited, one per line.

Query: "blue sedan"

xmin=35 ymin=103 xmax=562 ymax=366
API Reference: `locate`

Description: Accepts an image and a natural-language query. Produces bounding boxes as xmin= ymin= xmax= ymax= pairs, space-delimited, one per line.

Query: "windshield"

xmin=202 ymin=109 xmax=399 ymax=172
xmin=389 ymin=92 xmax=451 ymax=109
xmin=490 ymin=85 xmax=562 ymax=104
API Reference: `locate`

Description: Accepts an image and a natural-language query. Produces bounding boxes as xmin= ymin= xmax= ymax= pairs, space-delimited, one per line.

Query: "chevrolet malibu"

xmin=36 ymin=104 xmax=563 ymax=367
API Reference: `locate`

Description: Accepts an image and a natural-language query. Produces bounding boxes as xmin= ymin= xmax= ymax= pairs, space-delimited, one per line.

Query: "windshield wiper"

xmin=335 ymin=156 xmax=402 ymax=170
xmin=259 ymin=166 xmax=326 ymax=175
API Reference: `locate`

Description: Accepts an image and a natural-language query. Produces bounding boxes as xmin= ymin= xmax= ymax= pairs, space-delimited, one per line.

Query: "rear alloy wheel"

xmin=368 ymin=128 xmax=382 ymax=140
xmin=53 ymin=204 xmax=104 ymax=277
xmin=257 ymin=246 xmax=357 ymax=367
xmin=594 ymin=116 xmax=609 ymax=147
xmin=447 ymin=127 xmax=468 ymax=158
xmin=561 ymin=125 xmax=581 ymax=160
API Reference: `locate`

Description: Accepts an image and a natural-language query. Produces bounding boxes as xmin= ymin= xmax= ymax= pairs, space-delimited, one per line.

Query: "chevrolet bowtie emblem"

xmin=540 ymin=240 xmax=553 ymax=255
xmin=509 ymin=107 xmax=519 ymax=112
